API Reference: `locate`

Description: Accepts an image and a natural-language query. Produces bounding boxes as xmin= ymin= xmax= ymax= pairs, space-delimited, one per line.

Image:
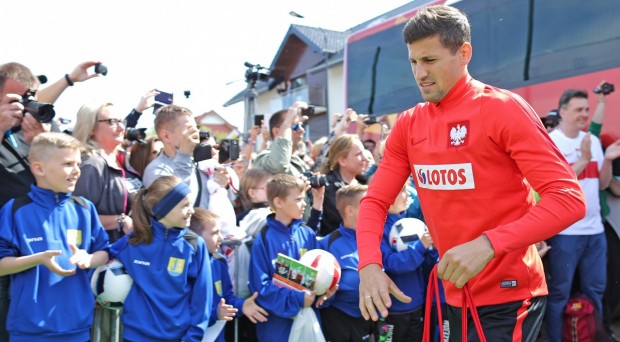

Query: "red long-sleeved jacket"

xmin=357 ymin=75 xmax=585 ymax=306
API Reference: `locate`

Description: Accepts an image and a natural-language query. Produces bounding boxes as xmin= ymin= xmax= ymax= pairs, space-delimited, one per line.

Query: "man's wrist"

xmin=64 ymin=74 xmax=74 ymax=87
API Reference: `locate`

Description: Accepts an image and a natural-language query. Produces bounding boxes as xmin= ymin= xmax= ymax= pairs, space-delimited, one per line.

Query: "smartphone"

xmin=155 ymin=90 xmax=173 ymax=105
xmin=301 ymin=106 xmax=315 ymax=117
xmin=254 ymin=114 xmax=265 ymax=127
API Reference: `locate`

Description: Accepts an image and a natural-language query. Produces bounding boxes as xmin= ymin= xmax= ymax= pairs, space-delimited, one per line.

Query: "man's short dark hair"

xmin=268 ymin=109 xmax=287 ymax=140
xmin=558 ymin=89 xmax=588 ymax=109
xmin=0 ymin=62 xmax=38 ymax=94
xmin=402 ymin=5 xmax=471 ymax=54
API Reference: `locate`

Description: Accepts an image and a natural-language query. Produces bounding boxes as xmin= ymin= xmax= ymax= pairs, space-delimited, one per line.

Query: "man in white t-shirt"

xmin=546 ymin=89 xmax=620 ymax=342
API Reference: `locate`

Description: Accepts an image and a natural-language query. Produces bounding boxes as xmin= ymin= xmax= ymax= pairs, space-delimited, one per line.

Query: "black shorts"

xmin=445 ymin=296 xmax=546 ymax=342
xmin=321 ymin=306 xmax=373 ymax=342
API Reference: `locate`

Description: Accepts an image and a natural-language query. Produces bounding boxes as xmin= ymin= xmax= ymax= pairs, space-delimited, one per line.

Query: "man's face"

xmin=32 ymin=148 xmax=81 ymax=193
xmin=163 ymin=115 xmax=193 ymax=148
xmin=2 ymin=78 xmax=30 ymax=97
xmin=407 ymin=35 xmax=470 ymax=103
xmin=560 ymin=97 xmax=589 ymax=131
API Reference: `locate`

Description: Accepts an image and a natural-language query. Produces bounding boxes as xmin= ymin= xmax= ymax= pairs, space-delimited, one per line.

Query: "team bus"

xmin=345 ymin=0 xmax=620 ymax=139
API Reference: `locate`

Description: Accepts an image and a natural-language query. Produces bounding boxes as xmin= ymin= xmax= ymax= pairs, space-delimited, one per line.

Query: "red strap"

xmin=422 ymin=265 xmax=487 ymax=342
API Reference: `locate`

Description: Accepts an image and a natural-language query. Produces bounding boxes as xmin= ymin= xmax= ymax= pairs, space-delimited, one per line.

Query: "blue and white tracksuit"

xmin=248 ymin=214 xmax=318 ymax=342
xmin=0 ymin=185 xmax=109 ymax=342
xmin=110 ymin=220 xmax=212 ymax=342
xmin=209 ymin=253 xmax=245 ymax=342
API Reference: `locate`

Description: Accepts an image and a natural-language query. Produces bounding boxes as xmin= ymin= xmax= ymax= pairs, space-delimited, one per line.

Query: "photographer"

xmin=318 ymin=134 xmax=369 ymax=237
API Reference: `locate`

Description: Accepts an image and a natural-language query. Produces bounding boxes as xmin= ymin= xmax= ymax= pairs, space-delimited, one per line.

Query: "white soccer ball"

xmin=299 ymin=249 xmax=341 ymax=295
xmin=389 ymin=218 xmax=428 ymax=252
xmin=91 ymin=259 xmax=133 ymax=308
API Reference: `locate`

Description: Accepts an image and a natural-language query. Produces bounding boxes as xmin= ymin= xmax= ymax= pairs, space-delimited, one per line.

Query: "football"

xmin=389 ymin=218 xmax=428 ymax=252
xmin=91 ymin=259 xmax=133 ymax=308
xmin=299 ymin=249 xmax=341 ymax=296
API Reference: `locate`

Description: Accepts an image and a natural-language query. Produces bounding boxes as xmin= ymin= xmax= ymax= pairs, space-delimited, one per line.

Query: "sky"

xmin=4 ymin=0 xmax=413 ymax=131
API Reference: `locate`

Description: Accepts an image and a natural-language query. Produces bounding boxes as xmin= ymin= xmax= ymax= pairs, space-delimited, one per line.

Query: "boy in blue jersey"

xmin=318 ymin=184 xmax=374 ymax=341
xmin=248 ymin=173 xmax=324 ymax=342
xmin=381 ymin=185 xmax=436 ymax=342
xmin=0 ymin=132 xmax=110 ymax=342
xmin=189 ymin=208 xmax=268 ymax=342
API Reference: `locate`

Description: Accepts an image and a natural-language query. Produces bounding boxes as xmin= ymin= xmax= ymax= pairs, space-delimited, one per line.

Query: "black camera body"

xmin=302 ymin=171 xmax=328 ymax=188
xmin=20 ymin=89 xmax=55 ymax=123
xmin=125 ymin=127 xmax=146 ymax=143
xmin=94 ymin=63 xmax=108 ymax=76
xmin=594 ymin=82 xmax=615 ymax=95
xmin=199 ymin=130 xmax=210 ymax=142
xmin=194 ymin=143 xmax=213 ymax=162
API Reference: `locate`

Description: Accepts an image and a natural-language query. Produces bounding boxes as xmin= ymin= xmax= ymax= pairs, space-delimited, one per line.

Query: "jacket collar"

xmin=266 ymin=213 xmax=303 ymax=233
xmin=150 ymin=218 xmax=187 ymax=240
xmin=28 ymin=184 xmax=72 ymax=208
xmin=434 ymin=74 xmax=473 ymax=108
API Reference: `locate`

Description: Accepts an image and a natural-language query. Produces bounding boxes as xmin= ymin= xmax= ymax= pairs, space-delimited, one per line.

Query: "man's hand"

xmin=315 ymin=284 xmax=338 ymax=308
xmin=579 ymin=133 xmax=592 ymax=162
xmin=437 ymin=235 xmax=495 ymax=288
xmin=217 ymin=298 xmax=238 ymax=321
xmin=135 ymin=89 xmax=160 ymax=113
xmin=604 ymin=139 xmax=620 ymax=161
xmin=178 ymin=124 xmax=199 ymax=154
xmin=68 ymin=243 xmax=93 ymax=269
xmin=359 ymin=264 xmax=411 ymax=321
xmin=420 ymin=232 xmax=433 ymax=250
xmin=0 ymin=94 xmax=24 ymax=135
xmin=67 ymin=61 xmax=101 ymax=84
xmin=242 ymin=292 xmax=269 ymax=323
xmin=22 ymin=113 xmax=50 ymax=144
xmin=38 ymin=250 xmax=76 ymax=276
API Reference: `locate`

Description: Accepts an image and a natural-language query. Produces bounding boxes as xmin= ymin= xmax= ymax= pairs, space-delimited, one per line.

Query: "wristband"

xmin=246 ymin=139 xmax=255 ymax=145
xmin=64 ymin=74 xmax=74 ymax=87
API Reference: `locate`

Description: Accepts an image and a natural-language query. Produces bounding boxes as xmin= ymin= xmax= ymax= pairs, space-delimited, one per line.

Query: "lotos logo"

xmin=414 ymin=163 xmax=475 ymax=190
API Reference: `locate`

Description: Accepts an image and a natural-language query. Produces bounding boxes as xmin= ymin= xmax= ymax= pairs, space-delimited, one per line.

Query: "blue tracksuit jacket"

xmin=318 ymin=225 xmax=363 ymax=318
xmin=381 ymin=213 xmax=438 ymax=312
xmin=248 ymin=213 xmax=318 ymax=342
xmin=0 ymin=185 xmax=109 ymax=342
xmin=209 ymin=253 xmax=245 ymax=342
xmin=110 ymin=220 xmax=212 ymax=342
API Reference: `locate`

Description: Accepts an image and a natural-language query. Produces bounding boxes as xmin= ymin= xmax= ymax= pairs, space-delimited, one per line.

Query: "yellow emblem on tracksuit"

xmin=66 ymin=229 xmax=82 ymax=246
xmin=299 ymin=248 xmax=308 ymax=258
xmin=167 ymin=257 xmax=185 ymax=277
xmin=215 ymin=280 xmax=222 ymax=296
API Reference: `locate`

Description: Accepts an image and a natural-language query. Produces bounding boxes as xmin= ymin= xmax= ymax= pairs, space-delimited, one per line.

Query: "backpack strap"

xmin=11 ymin=196 xmax=33 ymax=217
xmin=184 ymin=230 xmax=199 ymax=251
xmin=327 ymin=229 xmax=343 ymax=249
xmin=69 ymin=195 xmax=88 ymax=209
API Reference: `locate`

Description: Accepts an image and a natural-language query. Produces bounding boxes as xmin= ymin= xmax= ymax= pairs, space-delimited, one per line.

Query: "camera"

xmin=193 ymin=143 xmax=213 ymax=162
xmin=20 ymin=89 xmax=55 ymax=123
xmin=301 ymin=106 xmax=315 ymax=117
xmin=218 ymin=139 xmax=240 ymax=163
xmin=594 ymin=82 xmax=615 ymax=95
xmin=125 ymin=127 xmax=146 ymax=143
xmin=94 ymin=63 xmax=108 ymax=76
xmin=302 ymin=171 xmax=328 ymax=188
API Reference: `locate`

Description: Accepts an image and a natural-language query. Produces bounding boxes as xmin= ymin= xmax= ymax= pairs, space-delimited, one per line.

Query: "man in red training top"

xmin=356 ymin=5 xmax=586 ymax=341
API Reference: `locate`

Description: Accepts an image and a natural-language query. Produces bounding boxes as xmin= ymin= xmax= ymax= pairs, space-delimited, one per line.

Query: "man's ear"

xmin=30 ymin=160 xmax=44 ymax=177
xmin=459 ymin=42 xmax=472 ymax=65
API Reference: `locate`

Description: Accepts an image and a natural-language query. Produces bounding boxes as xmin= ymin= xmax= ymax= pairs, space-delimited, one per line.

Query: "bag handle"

xmin=422 ymin=265 xmax=487 ymax=342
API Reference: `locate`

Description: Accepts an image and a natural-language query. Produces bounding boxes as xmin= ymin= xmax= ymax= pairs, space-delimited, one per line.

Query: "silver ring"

xmin=364 ymin=295 xmax=372 ymax=300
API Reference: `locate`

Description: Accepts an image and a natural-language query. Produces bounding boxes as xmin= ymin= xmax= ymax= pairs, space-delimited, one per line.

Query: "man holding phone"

xmin=253 ymin=102 xmax=310 ymax=177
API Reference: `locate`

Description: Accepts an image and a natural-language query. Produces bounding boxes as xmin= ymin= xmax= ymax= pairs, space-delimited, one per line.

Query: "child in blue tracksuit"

xmin=0 ymin=133 xmax=110 ymax=342
xmin=248 ymin=173 xmax=324 ymax=342
xmin=189 ymin=208 xmax=268 ymax=342
xmin=109 ymin=175 xmax=212 ymax=342
xmin=381 ymin=185 xmax=437 ymax=342
xmin=318 ymin=184 xmax=374 ymax=341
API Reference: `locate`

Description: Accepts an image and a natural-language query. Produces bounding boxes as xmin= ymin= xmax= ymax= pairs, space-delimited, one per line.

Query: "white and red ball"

xmin=91 ymin=259 xmax=133 ymax=308
xmin=299 ymin=249 xmax=341 ymax=295
xmin=389 ymin=218 xmax=428 ymax=252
